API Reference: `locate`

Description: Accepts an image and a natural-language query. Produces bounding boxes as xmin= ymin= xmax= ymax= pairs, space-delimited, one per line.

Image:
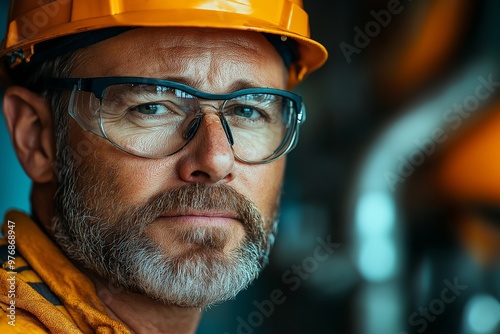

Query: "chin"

xmin=148 ymin=221 xmax=246 ymax=255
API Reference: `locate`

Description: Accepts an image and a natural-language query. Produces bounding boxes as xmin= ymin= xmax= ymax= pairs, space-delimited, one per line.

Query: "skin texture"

xmin=69 ymin=27 xmax=286 ymax=266
xmin=3 ymin=27 xmax=288 ymax=333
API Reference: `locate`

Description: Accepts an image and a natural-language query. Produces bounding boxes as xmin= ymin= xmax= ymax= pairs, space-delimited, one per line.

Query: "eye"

xmin=232 ymin=105 xmax=263 ymax=119
xmin=132 ymin=104 xmax=170 ymax=115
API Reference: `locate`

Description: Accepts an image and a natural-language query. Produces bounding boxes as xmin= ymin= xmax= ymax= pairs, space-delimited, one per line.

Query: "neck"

xmin=31 ymin=182 xmax=56 ymax=233
xmin=92 ymin=277 xmax=203 ymax=334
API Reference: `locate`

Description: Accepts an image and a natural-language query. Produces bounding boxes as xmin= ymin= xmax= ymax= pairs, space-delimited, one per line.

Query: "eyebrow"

xmin=163 ymin=77 xmax=265 ymax=93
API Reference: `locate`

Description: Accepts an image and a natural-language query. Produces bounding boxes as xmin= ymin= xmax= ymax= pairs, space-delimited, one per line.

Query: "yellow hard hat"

xmin=0 ymin=0 xmax=328 ymax=88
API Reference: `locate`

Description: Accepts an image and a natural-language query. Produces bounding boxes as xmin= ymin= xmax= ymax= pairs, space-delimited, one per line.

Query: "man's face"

xmin=51 ymin=28 xmax=288 ymax=307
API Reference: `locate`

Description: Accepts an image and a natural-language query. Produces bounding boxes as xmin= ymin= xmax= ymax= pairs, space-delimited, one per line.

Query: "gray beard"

xmin=50 ymin=125 xmax=279 ymax=308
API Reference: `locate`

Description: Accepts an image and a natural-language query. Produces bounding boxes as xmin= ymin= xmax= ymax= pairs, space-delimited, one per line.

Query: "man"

xmin=0 ymin=1 xmax=327 ymax=333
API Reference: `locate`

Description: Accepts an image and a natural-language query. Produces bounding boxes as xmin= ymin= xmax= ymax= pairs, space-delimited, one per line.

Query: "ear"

xmin=3 ymin=86 xmax=56 ymax=183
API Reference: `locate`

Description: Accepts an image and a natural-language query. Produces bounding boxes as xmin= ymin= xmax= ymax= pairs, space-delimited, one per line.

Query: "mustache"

xmin=110 ymin=183 xmax=266 ymax=244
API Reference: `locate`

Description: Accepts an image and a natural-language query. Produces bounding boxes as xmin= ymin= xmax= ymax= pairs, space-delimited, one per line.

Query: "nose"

xmin=176 ymin=113 xmax=235 ymax=184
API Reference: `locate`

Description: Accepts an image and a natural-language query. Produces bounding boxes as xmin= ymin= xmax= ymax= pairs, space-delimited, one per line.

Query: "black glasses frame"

xmin=47 ymin=76 xmax=306 ymax=164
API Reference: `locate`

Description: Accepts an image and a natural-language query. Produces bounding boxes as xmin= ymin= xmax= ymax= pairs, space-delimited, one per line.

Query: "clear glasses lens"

xmin=78 ymin=83 xmax=298 ymax=162
xmin=223 ymin=93 xmax=294 ymax=162
xmin=100 ymin=84 xmax=199 ymax=157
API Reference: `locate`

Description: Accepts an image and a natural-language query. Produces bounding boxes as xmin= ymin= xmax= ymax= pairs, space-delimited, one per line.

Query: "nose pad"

xmin=218 ymin=114 xmax=235 ymax=146
xmin=184 ymin=111 xmax=235 ymax=147
xmin=184 ymin=116 xmax=202 ymax=140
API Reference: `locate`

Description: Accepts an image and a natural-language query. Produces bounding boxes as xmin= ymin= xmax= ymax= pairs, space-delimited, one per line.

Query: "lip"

xmin=160 ymin=211 xmax=238 ymax=219
xmin=157 ymin=211 xmax=239 ymax=226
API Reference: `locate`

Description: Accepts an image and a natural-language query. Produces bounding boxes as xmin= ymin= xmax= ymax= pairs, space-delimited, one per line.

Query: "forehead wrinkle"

xmin=143 ymin=29 xmax=286 ymax=90
xmin=73 ymin=27 xmax=287 ymax=90
xmin=154 ymin=28 xmax=268 ymax=50
xmin=199 ymin=44 xmax=286 ymax=92
xmin=152 ymin=44 xmax=283 ymax=92
xmin=151 ymin=45 xmax=202 ymax=79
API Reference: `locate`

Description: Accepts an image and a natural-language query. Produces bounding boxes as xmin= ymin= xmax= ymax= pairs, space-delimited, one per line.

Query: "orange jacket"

xmin=0 ymin=210 xmax=129 ymax=333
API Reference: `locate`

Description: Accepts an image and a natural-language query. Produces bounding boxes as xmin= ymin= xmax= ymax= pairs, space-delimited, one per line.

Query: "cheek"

xmin=237 ymin=159 xmax=286 ymax=224
xmin=69 ymin=124 xmax=178 ymax=206
xmin=113 ymin=160 xmax=178 ymax=204
xmin=68 ymin=120 xmax=286 ymax=216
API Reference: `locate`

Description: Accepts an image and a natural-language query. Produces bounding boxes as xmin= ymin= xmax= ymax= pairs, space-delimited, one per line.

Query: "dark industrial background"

xmin=1 ymin=1 xmax=499 ymax=333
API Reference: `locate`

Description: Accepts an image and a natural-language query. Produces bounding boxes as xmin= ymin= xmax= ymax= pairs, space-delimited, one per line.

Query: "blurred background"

xmin=1 ymin=0 xmax=500 ymax=333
